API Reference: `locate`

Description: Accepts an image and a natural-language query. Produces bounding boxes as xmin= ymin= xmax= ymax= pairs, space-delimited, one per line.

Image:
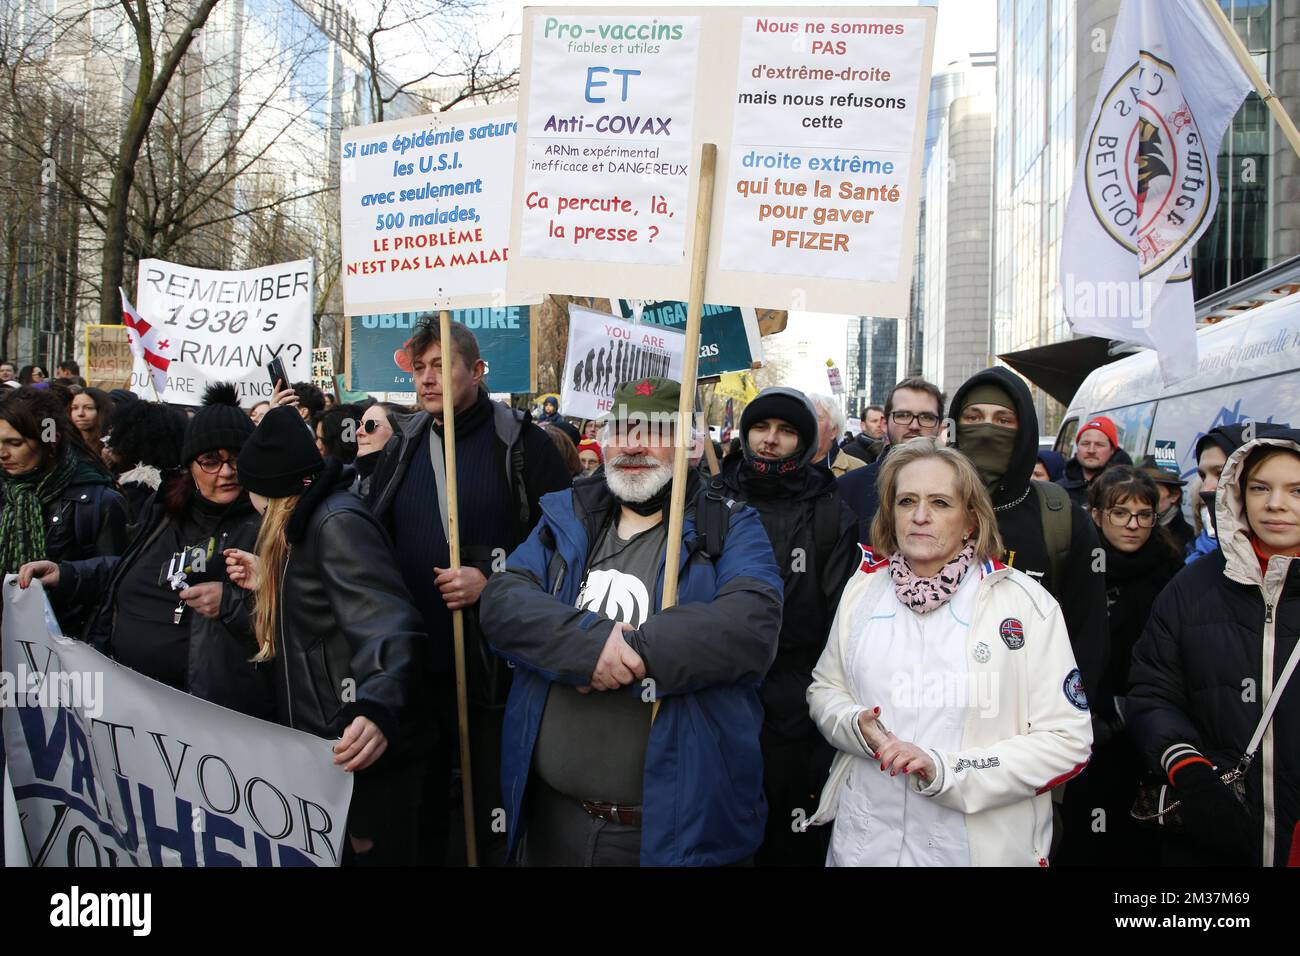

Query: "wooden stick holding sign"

xmin=656 ymin=143 xmax=719 ymax=718
xmin=439 ymin=308 xmax=478 ymax=868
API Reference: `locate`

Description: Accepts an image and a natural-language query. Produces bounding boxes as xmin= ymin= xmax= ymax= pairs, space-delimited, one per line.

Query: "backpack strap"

xmin=1033 ymin=480 xmax=1073 ymax=588
xmin=695 ymin=477 xmax=739 ymax=561
xmin=492 ymin=402 xmax=532 ymax=528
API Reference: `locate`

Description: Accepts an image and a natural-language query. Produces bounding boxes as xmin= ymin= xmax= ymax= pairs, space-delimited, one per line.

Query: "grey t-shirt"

xmin=532 ymin=517 xmax=667 ymax=804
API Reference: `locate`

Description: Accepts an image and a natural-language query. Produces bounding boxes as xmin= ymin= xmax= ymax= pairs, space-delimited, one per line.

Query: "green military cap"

xmin=604 ymin=377 xmax=682 ymax=421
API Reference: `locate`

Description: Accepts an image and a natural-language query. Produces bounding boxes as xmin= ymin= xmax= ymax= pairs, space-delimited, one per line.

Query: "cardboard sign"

xmin=83 ymin=324 xmax=134 ymax=389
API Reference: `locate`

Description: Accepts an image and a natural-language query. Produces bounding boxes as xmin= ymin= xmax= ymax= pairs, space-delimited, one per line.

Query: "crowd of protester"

xmin=2 ymin=326 xmax=1297 ymax=869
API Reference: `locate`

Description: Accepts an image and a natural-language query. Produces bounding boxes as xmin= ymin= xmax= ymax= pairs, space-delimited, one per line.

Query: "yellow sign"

xmin=84 ymin=325 xmax=134 ymax=389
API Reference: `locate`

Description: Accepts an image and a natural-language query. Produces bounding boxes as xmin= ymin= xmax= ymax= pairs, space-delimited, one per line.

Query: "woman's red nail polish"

xmin=873 ymin=707 xmax=880 ymax=715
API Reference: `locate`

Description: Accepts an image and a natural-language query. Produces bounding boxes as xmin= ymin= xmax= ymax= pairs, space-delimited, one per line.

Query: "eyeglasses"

xmin=195 ymin=454 xmax=237 ymax=474
xmin=1105 ymin=507 xmax=1156 ymax=528
xmin=361 ymin=419 xmax=383 ymax=434
xmin=889 ymin=410 xmax=940 ymax=427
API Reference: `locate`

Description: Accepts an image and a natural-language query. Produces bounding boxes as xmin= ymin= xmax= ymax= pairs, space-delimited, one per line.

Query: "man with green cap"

xmin=480 ymin=376 xmax=784 ymax=866
xmin=948 ymin=368 xmax=1109 ymax=710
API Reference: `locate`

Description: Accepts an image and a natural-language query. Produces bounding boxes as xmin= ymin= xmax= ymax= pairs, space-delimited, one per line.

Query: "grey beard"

xmin=605 ymin=457 xmax=673 ymax=503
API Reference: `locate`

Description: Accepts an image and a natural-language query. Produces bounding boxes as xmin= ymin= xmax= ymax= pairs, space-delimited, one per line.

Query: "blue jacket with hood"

xmin=479 ymin=471 xmax=784 ymax=866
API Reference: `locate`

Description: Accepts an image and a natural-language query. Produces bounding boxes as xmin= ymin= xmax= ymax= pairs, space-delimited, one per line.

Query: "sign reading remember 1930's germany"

xmin=508 ymin=7 xmax=935 ymax=318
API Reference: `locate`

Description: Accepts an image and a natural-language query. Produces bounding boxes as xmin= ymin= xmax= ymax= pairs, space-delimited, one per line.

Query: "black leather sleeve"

xmin=313 ymin=507 xmax=427 ymax=746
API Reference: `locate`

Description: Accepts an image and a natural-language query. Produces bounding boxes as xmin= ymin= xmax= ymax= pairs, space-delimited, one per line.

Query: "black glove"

xmin=1175 ymin=761 xmax=1257 ymax=864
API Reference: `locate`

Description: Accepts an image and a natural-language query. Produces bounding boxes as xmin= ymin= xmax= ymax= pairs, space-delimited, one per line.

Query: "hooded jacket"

xmin=1127 ymin=431 xmax=1300 ymax=866
xmin=1058 ymin=446 xmax=1134 ymax=508
xmin=949 ymin=368 xmax=1110 ymax=703
xmin=479 ymin=474 xmax=784 ymax=866
xmin=804 ymin=549 xmax=1093 ymax=866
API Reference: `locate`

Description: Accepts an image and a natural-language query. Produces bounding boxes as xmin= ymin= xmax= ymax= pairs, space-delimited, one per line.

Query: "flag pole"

xmin=1200 ymin=0 xmax=1300 ymax=160
xmin=440 ymin=307 xmax=478 ymax=868
xmin=656 ymin=142 xmax=718 ymax=722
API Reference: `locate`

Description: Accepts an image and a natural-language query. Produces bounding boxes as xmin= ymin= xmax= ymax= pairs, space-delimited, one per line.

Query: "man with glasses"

xmin=479 ymin=377 xmax=783 ymax=866
xmin=1059 ymin=416 xmax=1131 ymax=508
xmin=837 ymin=377 xmax=946 ymax=542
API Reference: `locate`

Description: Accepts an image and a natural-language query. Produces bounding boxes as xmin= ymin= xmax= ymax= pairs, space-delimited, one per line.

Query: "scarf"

xmin=0 ymin=453 xmax=91 ymax=574
xmin=889 ymin=541 xmax=975 ymax=614
xmin=739 ymin=445 xmax=809 ymax=499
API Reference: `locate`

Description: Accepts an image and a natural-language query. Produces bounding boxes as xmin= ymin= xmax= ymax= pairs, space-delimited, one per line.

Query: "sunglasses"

xmin=361 ymin=419 xmax=384 ymax=434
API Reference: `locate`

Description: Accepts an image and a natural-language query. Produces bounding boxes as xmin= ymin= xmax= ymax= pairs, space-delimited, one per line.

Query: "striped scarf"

xmin=0 ymin=453 xmax=81 ymax=574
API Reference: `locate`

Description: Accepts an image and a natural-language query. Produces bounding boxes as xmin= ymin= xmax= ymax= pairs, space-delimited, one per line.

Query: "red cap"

xmin=577 ymin=438 xmax=603 ymax=462
xmin=1079 ymin=416 xmax=1119 ymax=449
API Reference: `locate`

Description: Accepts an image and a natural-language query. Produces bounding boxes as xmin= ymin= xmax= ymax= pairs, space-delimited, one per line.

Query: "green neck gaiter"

xmin=957 ymin=422 xmax=1018 ymax=493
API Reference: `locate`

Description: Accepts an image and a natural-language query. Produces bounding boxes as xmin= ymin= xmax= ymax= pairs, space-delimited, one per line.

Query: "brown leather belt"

xmin=580 ymin=800 xmax=643 ymax=826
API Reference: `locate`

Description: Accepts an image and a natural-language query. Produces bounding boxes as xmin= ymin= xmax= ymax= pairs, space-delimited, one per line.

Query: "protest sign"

xmin=311 ymin=348 xmax=336 ymax=394
xmin=341 ymin=102 xmax=536 ymax=314
xmin=1 ymin=578 xmax=352 ymax=868
xmin=614 ymin=298 xmax=760 ymax=376
xmin=133 ymin=258 xmax=314 ymax=405
xmin=83 ymin=324 xmax=134 ymax=389
xmin=508 ymin=6 xmax=934 ymax=317
xmin=349 ymin=307 xmax=534 ymax=394
xmin=561 ymin=305 xmax=685 ymax=419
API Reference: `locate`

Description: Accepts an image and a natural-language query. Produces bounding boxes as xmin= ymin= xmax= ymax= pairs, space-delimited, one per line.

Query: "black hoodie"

xmin=950 ymin=367 xmax=1110 ymax=703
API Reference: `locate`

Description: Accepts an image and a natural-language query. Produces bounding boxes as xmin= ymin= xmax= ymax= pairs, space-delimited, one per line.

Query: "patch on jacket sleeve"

xmin=1062 ymin=668 xmax=1089 ymax=711
xmin=859 ymin=544 xmax=888 ymax=574
xmin=999 ymin=617 xmax=1025 ymax=650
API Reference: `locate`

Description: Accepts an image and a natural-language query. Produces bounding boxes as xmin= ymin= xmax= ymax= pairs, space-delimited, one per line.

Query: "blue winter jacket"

xmin=479 ymin=474 xmax=784 ymax=866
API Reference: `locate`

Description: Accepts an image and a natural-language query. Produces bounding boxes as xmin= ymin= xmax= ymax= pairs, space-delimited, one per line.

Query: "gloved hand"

xmin=1174 ymin=761 xmax=1257 ymax=864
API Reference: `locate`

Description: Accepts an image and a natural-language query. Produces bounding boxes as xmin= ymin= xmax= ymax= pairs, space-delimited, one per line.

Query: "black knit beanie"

xmin=237 ymin=404 xmax=324 ymax=498
xmin=181 ymin=382 xmax=254 ymax=464
xmin=739 ymin=387 xmax=819 ymax=456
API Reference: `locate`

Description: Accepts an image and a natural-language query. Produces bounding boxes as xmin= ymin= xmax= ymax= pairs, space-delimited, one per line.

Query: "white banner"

xmin=561 ymin=305 xmax=685 ymax=420
xmin=341 ymin=102 xmax=537 ymax=314
xmin=2 ymin=578 xmax=352 ymax=867
xmin=1059 ymin=0 xmax=1252 ymax=384
xmin=134 ymin=258 xmax=314 ymax=405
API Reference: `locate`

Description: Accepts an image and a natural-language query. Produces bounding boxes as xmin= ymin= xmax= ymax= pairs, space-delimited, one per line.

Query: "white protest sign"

xmin=134 ymin=258 xmax=313 ymax=405
xmin=2 ymin=578 xmax=352 ymax=867
xmin=508 ymin=6 xmax=934 ymax=317
xmin=721 ymin=14 xmax=927 ymax=297
xmin=341 ymin=101 xmax=538 ymax=314
xmin=561 ymin=305 xmax=684 ymax=420
xmin=515 ymin=14 xmax=700 ymax=266
xmin=311 ymin=347 xmax=335 ymax=394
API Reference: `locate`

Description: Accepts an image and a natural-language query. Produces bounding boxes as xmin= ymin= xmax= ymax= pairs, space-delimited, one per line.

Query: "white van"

xmin=1057 ymin=289 xmax=1300 ymax=483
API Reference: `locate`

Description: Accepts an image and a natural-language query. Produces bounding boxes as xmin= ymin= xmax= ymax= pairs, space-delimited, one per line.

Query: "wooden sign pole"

xmin=659 ymin=141 xmax=718 ymax=656
xmin=440 ymin=307 xmax=478 ymax=867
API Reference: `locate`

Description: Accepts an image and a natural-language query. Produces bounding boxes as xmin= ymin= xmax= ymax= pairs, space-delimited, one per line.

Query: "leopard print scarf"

xmin=889 ymin=541 xmax=975 ymax=614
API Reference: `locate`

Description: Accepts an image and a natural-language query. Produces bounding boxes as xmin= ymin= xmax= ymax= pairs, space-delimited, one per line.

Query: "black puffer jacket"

xmin=273 ymin=461 xmax=427 ymax=750
xmin=1058 ymin=447 xmax=1134 ymax=508
xmin=716 ymin=448 xmax=859 ymax=740
xmin=58 ymin=489 xmax=274 ymax=720
xmin=950 ymin=368 xmax=1110 ymax=703
xmin=1128 ymin=431 xmax=1300 ymax=867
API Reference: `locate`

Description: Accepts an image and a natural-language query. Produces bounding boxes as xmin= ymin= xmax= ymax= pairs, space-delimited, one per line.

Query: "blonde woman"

xmin=804 ymin=438 xmax=1093 ymax=866
xmin=225 ymin=405 xmax=429 ymax=865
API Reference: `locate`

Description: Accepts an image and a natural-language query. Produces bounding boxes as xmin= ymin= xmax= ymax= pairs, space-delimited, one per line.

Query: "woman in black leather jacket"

xmin=1 ymin=386 xmax=127 ymax=634
xmin=227 ymin=405 xmax=427 ymax=864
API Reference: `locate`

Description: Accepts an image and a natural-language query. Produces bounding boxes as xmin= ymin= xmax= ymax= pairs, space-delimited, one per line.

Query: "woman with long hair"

xmin=2 ymin=387 xmax=128 ymax=635
xmin=18 ymin=383 xmax=273 ymax=718
xmin=225 ymin=405 xmax=428 ymax=864
xmin=69 ymin=387 xmax=112 ymax=447
xmin=804 ymin=438 xmax=1093 ymax=866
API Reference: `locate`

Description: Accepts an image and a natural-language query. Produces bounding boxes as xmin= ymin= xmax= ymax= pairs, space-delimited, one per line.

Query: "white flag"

xmin=1059 ymin=0 xmax=1252 ymax=384
xmin=120 ymin=287 xmax=175 ymax=397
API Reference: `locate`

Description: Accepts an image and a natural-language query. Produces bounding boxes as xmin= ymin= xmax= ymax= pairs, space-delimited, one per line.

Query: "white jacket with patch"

xmin=804 ymin=549 xmax=1094 ymax=866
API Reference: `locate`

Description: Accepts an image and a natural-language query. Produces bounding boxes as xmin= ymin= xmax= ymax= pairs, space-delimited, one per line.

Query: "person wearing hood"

xmin=223 ymin=405 xmax=429 ymax=866
xmin=537 ymin=395 xmax=561 ymax=425
xmin=18 ymin=382 xmax=273 ymax=719
xmin=1185 ymin=423 xmax=1257 ymax=565
xmin=1136 ymin=454 xmax=1196 ymax=556
xmin=949 ymin=368 xmax=1109 ymax=716
xmin=1128 ymin=430 xmax=1300 ymax=866
xmin=100 ymin=399 xmax=189 ymax=528
xmin=2 ymin=386 xmax=128 ymax=636
xmin=714 ymin=386 xmax=860 ymax=865
xmin=479 ymin=377 xmax=784 ymax=866
xmin=1056 ymin=466 xmax=1183 ymax=865
xmin=1058 ymin=416 xmax=1133 ymax=508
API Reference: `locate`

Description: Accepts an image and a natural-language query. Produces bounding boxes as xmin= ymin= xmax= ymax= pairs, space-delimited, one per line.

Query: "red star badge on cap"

xmin=635 ymin=380 xmax=654 ymax=396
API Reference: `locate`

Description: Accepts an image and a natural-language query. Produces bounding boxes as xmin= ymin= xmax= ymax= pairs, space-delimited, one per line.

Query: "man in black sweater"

xmin=368 ymin=318 xmax=571 ymax=865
